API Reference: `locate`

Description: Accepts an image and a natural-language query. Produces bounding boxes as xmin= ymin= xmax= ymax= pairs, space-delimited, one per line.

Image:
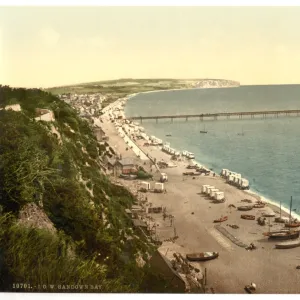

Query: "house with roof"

xmin=114 ymin=157 xmax=137 ymax=176
xmin=93 ymin=127 xmax=107 ymax=141
xmin=106 ymin=158 xmax=116 ymax=173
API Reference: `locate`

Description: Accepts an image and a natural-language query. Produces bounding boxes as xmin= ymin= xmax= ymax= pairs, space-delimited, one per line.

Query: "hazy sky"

xmin=1 ymin=6 xmax=300 ymax=88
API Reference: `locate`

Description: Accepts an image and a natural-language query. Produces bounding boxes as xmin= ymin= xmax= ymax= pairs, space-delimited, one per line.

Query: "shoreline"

xmin=101 ymin=95 xmax=300 ymax=293
xmin=123 ymin=90 xmax=300 ymax=222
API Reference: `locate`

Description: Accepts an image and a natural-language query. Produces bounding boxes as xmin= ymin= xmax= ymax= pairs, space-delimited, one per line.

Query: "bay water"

xmin=125 ymin=85 xmax=300 ymax=215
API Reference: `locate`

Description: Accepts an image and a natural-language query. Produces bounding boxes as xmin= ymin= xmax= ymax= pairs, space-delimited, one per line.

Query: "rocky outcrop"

xmin=18 ymin=203 xmax=56 ymax=234
xmin=194 ymin=79 xmax=240 ymax=89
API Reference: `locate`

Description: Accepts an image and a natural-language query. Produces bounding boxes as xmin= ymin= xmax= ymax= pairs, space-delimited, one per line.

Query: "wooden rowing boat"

xmin=241 ymin=214 xmax=255 ymax=220
xmin=241 ymin=199 xmax=253 ymax=203
xmin=263 ymin=230 xmax=290 ymax=236
xmin=268 ymin=231 xmax=300 ymax=240
xmin=237 ymin=206 xmax=253 ymax=211
xmin=285 ymin=222 xmax=300 ymax=228
xmin=186 ymin=252 xmax=219 ymax=262
xmin=213 ymin=216 xmax=228 ymax=223
xmin=183 ymin=172 xmax=200 ymax=176
xmin=275 ymin=240 xmax=300 ymax=249
xmin=262 ymin=212 xmax=276 ymax=217
xmin=253 ymin=204 xmax=265 ymax=208
xmin=274 ymin=216 xmax=289 ymax=223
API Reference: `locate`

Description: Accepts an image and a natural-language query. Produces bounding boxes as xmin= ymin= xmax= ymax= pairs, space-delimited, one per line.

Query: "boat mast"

xmin=280 ymin=201 xmax=282 ymax=219
xmin=289 ymin=196 xmax=293 ymax=225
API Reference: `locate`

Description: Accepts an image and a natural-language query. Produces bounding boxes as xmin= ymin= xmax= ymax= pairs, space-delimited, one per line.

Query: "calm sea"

xmin=125 ymin=85 xmax=300 ymax=214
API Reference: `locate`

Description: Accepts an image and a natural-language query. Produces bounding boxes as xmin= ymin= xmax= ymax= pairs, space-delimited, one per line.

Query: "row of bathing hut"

xmin=107 ymin=101 xmax=196 ymax=161
xmin=150 ymin=136 xmax=163 ymax=145
xmin=162 ymin=143 xmax=195 ymax=159
xmin=140 ymin=181 xmax=165 ymax=193
xmin=202 ymin=185 xmax=225 ymax=202
xmin=220 ymin=169 xmax=250 ymax=190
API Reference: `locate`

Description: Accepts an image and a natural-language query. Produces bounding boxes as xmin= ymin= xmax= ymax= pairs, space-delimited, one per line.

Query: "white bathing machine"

xmin=210 ymin=189 xmax=219 ymax=198
xmin=206 ymin=186 xmax=215 ymax=195
xmin=202 ymin=185 xmax=211 ymax=194
xmin=154 ymin=182 xmax=164 ymax=193
xmin=169 ymin=148 xmax=176 ymax=155
xmin=236 ymin=177 xmax=242 ymax=186
xmin=235 ymin=173 xmax=242 ymax=179
xmin=221 ymin=169 xmax=229 ymax=177
xmin=185 ymin=152 xmax=195 ymax=159
xmin=233 ymin=175 xmax=240 ymax=185
xmin=214 ymin=191 xmax=225 ymax=201
xmin=227 ymin=175 xmax=234 ymax=183
xmin=163 ymin=145 xmax=171 ymax=153
xmin=225 ymin=171 xmax=232 ymax=180
xmin=240 ymin=178 xmax=250 ymax=190
xmin=156 ymin=138 xmax=163 ymax=145
xmin=140 ymin=181 xmax=150 ymax=192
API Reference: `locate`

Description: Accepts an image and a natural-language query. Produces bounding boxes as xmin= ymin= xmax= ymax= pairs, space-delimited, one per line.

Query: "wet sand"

xmin=101 ymin=108 xmax=300 ymax=294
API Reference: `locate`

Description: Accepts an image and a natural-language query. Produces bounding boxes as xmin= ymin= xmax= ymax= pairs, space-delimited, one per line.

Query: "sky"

xmin=1 ymin=5 xmax=300 ymax=88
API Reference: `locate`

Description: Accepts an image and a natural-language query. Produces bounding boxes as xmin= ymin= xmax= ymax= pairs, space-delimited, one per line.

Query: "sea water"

xmin=125 ymin=85 xmax=300 ymax=214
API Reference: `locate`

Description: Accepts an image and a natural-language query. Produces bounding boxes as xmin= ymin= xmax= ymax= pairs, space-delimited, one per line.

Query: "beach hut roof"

xmin=107 ymin=158 xmax=116 ymax=166
xmin=118 ymin=157 xmax=135 ymax=166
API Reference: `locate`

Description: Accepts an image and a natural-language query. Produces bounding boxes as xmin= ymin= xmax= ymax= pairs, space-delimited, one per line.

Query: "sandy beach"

xmin=101 ymin=100 xmax=300 ymax=294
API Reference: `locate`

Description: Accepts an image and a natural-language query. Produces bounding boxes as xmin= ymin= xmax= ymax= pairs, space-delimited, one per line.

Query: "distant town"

xmin=58 ymin=92 xmax=105 ymax=121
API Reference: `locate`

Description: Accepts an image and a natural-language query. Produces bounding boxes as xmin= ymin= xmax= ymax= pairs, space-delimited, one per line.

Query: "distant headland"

xmin=193 ymin=79 xmax=240 ymax=88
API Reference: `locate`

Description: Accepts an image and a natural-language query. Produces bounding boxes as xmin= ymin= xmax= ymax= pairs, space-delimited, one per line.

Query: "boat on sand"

xmin=241 ymin=199 xmax=252 ymax=203
xmin=186 ymin=252 xmax=219 ymax=261
xmin=241 ymin=214 xmax=255 ymax=220
xmin=263 ymin=229 xmax=290 ymax=236
xmin=253 ymin=203 xmax=265 ymax=208
xmin=285 ymin=222 xmax=300 ymax=228
xmin=268 ymin=231 xmax=300 ymax=240
xmin=237 ymin=206 xmax=253 ymax=211
xmin=275 ymin=240 xmax=300 ymax=249
xmin=274 ymin=216 xmax=289 ymax=223
xmin=213 ymin=216 xmax=228 ymax=223
xmin=262 ymin=212 xmax=276 ymax=217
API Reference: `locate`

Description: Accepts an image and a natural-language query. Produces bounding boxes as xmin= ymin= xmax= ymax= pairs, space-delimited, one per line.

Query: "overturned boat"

xmin=275 ymin=240 xmax=300 ymax=249
xmin=241 ymin=214 xmax=255 ymax=220
xmin=186 ymin=252 xmax=219 ymax=262
xmin=237 ymin=205 xmax=253 ymax=211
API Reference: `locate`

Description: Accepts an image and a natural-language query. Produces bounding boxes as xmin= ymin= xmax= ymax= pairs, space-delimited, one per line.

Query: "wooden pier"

xmin=128 ymin=109 xmax=300 ymax=123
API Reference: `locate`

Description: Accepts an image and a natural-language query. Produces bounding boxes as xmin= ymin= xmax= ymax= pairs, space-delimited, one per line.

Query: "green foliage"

xmin=86 ymin=142 xmax=98 ymax=159
xmin=136 ymin=170 xmax=153 ymax=179
xmin=0 ymin=85 xmax=172 ymax=293
xmin=0 ymin=217 xmax=131 ymax=292
xmin=0 ymin=111 xmax=56 ymax=212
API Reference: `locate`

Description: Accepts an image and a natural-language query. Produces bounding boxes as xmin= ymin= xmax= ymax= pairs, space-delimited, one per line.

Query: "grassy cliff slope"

xmin=0 ymin=85 xmax=174 ymax=292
